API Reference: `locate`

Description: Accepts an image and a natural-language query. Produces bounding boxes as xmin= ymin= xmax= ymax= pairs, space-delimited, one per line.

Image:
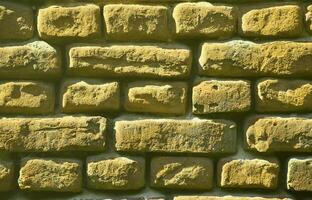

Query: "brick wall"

xmin=0 ymin=0 xmax=311 ymax=199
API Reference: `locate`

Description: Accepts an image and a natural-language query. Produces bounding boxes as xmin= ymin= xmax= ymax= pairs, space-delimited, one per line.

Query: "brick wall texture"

xmin=0 ymin=0 xmax=312 ymax=200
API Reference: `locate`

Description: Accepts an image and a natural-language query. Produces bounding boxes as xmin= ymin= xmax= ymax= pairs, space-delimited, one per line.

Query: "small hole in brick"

xmin=212 ymin=85 xmax=218 ymax=90
xmin=209 ymin=103 xmax=218 ymax=107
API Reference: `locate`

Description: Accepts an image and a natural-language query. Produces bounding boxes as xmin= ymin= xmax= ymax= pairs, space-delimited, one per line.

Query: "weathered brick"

xmin=0 ymin=81 xmax=54 ymax=114
xmin=0 ymin=160 xmax=14 ymax=191
xmin=173 ymin=2 xmax=236 ymax=38
xmin=62 ymin=80 xmax=120 ymax=113
xmin=0 ymin=41 xmax=61 ymax=79
xmin=256 ymin=79 xmax=312 ymax=112
xmin=240 ymin=5 xmax=302 ymax=37
xmin=104 ymin=4 xmax=169 ymax=41
xmin=125 ymin=82 xmax=187 ymax=115
xmin=287 ymin=158 xmax=312 ymax=192
xmin=245 ymin=116 xmax=312 ymax=153
xmin=87 ymin=156 xmax=145 ymax=190
xmin=0 ymin=2 xmax=34 ymax=40
xmin=174 ymin=196 xmax=292 ymax=200
xmin=18 ymin=158 xmax=82 ymax=192
xmin=151 ymin=157 xmax=213 ymax=190
xmin=0 ymin=116 xmax=106 ymax=152
xmin=193 ymin=79 xmax=251 ymax=114
xmin=68 ymin=45 xmax=191 ymax=78
xmin=38 ymin=4 xmax=101 ymax=40
xmin=115 ymin=119 xmax=236 ymax=154
xmin=199 ymin=41 xmax=312 ymax=77
xmin=306 ymin=5 xmax=312 ymax=34
xmin=219 ymin=159 xmax=279 ymax=189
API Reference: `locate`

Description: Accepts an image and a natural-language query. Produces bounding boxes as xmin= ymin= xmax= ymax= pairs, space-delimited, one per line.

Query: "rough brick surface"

xmin=0 ymin=116 xmax=106 ymax=152
xmin=0 ymin=2 xmax=33 ymax=40
xmin=38 ymin=4 xmax=101 ymax=40
xmin=104 ymin=4 xmax=169 ymax=41
xmin=240 ymin=5 xmax=302 ymax=37
xmin=245 ymin=116 xmax=312 ymax=153
xmin=256 ymin=79 xmax=312 ymax=112
xmin=2 ymin=0 xmax=312 ymax=199
xmin=87 ymin=156 xmax=145 ymax=190
xmin=0 ymin=81 xmax=54 ymax=114
xmin=68 ymin=45 xmax=191 ymax=78
xmin=0 ymin=160 xmax=14 ymax=191
xmin=151 ymin=157 xmax=213 ymax=190
xmin=199 ymin=41 xmax=312 ymax=77
xmin=115 ymin=119 xmax=236 ymax=154
xmin=18 ymin=158 xmax=82 ymax=192
xmin=219 ymin=159 xmax=279 ymax=189
xmin=173 ymin=2 xmax=236 ymax=38
xmin=125 ymin=82 xmax=187 ymax=115
xmin=287 ymin=158 xmax=312 ymax=192
xmin=0 ymin=41 xmax=61 ymax=79
xmin=306 ymin=5 xmax=312 ymax=34
xmin=62 ymin=80 xmax=120 ymax=113
xmin=193 ymin=79 xmax=251 ymax=114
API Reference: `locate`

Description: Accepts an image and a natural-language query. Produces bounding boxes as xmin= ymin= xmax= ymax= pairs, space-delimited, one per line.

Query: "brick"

xmin=104 ymin=4 xmax=169 ymax=41
xmin=193 ymin=79 xmax=251 ymax=114
xmin=306 ymin=5 xmax=312 ymax=34
xmin=0 ymin=160 xmax=14 ymax=191
xmin=87 ymin=156 xmax=145 ymax=190
xmin=125 ymin=81 xmax=187 ymax=115
xmin=199 ymin=41 xmax=312 ymax=77
xmin=151 ymin=157 xmax=213 ymax=190
xmin=38 ymin=4 xmax=101 ymax=40
xmin=0 ymin=116 xmax=106 ymax=152
xmin=61 ymin=80 xmax=120 ymax=113
xmin=256 ymin=79 xmax=312 ymax=112
xmin=115 ymin=119 xmax=236 ymax=154
xmin=0 ymin=41 xmax=61 ymax=79
xmin=287 ymin=158 xmax=312 ymax=192
xmin=68 ymin=45 xmax=191 ymax=78
xmin=174 ymin=196 xmax=292 ymax=200
xmin=219 ymin=159 xmax=279 ymax=189
xmin=245 ymin=116 xmax=312 ymax=153
xmin=173 ymin=2 xmax=236 ymax=38
xmin=18 ymin=158 xmax=82 ymax=192
xmin=0 ymin=2 xmax=34 ymax=40
xmin=0 ymin=81 xmax=54 ymax=114
xmin=240 ymin=5 xmax=302 ymax=37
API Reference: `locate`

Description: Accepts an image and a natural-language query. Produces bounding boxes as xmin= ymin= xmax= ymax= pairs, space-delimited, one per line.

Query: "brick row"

xmin=4 ymin=2 xmax=312 ymax=41
xmin=3 ymin=41 xmax=312 ymax=80
xmin=6 ymin=78 xmax=312 ymax=114
xmin=2 ymin=157 xmax=309 ymax=193
xmin=3 ymin=79 xmax=312 ymax=115
xmin=1 ymin=115 xmax=311 ymax=154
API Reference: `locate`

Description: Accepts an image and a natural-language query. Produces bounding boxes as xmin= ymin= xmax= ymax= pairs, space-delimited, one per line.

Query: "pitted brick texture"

xmin=0 ymin=0 xmax=311 ymax=199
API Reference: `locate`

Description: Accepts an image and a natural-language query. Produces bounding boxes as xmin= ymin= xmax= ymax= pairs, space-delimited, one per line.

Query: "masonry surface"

xmin=0 ymin=0 xmax=311 ymax=200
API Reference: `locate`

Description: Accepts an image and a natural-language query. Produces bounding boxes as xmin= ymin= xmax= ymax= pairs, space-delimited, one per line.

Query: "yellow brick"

xmin=0 ymin=2 xmax=34 ymax=40
xmin=125 ymin=81 xmax=187 ymax=115
xmin=240 ymin=4 xmax=302 ymax=37
xmin=173 ymin=2 xmax=236 ymax=38
xmin=38 ymin=4 xmax=101 ymax=40
xmin=68 ymin=44 xmax=191 ymax=78
xmin=62 ymin=80 xmax=120 ymax=113
xmin=19 ymin=158 xmax=82 ymax=192
xmin=151 ymin=157 xmax=213 ymax=190
xmin=0 ymin=81 xmax=54 ymax=114
xmin=115 ymin=119 xmax=236 ymax=154
xmin=104 ymin=4 xmax=169 ymax=41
